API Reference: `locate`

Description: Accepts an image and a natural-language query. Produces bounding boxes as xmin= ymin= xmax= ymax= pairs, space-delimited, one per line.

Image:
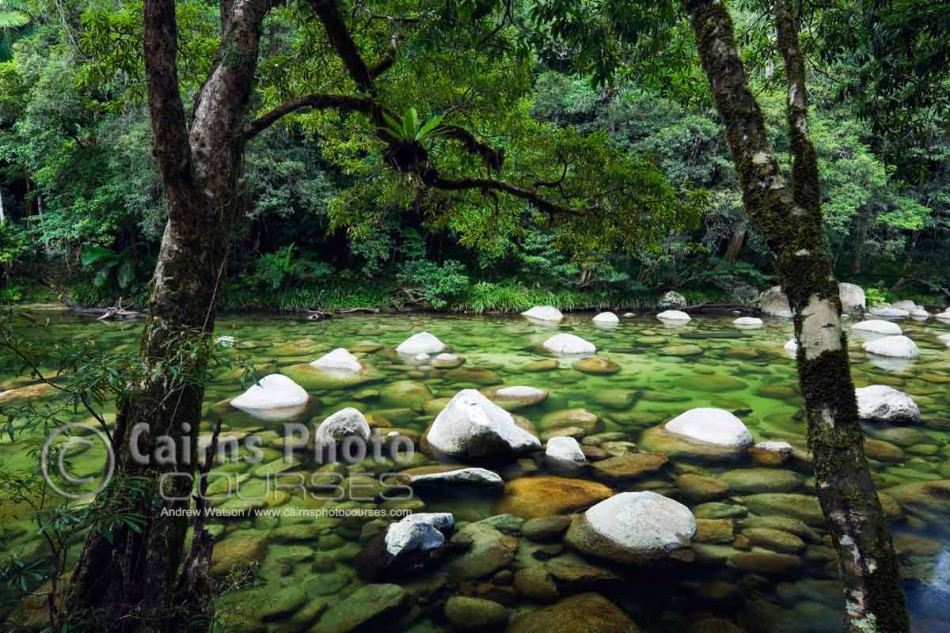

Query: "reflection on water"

xmin=1 ymin=308 xmax=949 ymax=632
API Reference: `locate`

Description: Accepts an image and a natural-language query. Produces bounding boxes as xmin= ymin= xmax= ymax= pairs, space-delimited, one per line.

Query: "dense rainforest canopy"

xmin=0 ymin=0 xmax=946 ymax=313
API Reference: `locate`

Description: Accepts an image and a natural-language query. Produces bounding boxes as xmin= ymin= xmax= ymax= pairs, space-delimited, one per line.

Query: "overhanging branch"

xmin=243 ymin=94 xmax=373 ymax=139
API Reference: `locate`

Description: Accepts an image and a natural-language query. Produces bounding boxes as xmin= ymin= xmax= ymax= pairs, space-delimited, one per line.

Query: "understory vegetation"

xmin=0 ymin=1 xmax=947 ymax=312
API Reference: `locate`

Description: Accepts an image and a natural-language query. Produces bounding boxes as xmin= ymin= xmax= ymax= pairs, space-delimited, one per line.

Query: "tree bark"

xmin=65 ymin=1 xmax=270 ymax=631
xmin=723 ymin=219 xmax=746 ymax=261
xmin=682 ymin=1 xmax=909 ymax=631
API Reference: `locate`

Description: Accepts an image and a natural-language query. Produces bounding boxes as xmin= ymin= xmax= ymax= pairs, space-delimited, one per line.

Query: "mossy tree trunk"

xmin=681 ymin=0 xmax=909 ymax=630
xmin=65 ymin=1 xmax=270 ymax=630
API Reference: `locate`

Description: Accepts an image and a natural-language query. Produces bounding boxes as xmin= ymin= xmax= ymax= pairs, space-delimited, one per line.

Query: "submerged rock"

xmin=355 ymin=513 xmax=455 ymax=581
xmin=590 ymin=453 xmax=668 ymax=482
xmin=572 ymin=357 xmax=620 ymax=374
xmin=856 ymin=385 xmax=921 ymax=424
xmin=522 ymin=359 xmax=559 ymax=372
xmin=447 ymin=522 xmax=519 ymax=579
xmin=656 ymin=310 xmax=691 ymax=323
xmin=565 ymin=491 xmax=696 ymax=563
xmin=507 ymin=593 xmax=641 ymax=633
xmin=315 ymin=407 xmax=371 ymax=449
xmin=313 ymin=583 xmax=407 ymax=633
xmin=444 ymin=596 xmax=510 ymax=631
xmin=869 ymin=306 xmax=910 ymax=319
xmin=748 ymin=441 xmax=793 ymax=466
xmin=862 ymin=335 xmax=920 ymax=358
xmin=400 ymin=465 xmax=504 ymax=490
xmin=540 ymin=409 xmax=603 ymax=435
xmin=379 ymin=380 xmax=433 ymax=410
xmin=396 ymin=332 xmax=446 ymax=355
xmin=423 ymin=389 xmax=541 ymax=461
xmin=433 ymin=353 xmax=465 ymax=369
xmin=543 ymin=333 xmax=596 ymax=355
xmin=210 ymin=535 xmax=266 ymax=576
xmin=499 ymin=476 xmax=612 ymax=519
xmin=230 ymin=374 xmax=309 ymax=411
xmin=665 ymin=408 xmax=753 ymax=448
xmin=310 ymin=348 xmax=363 ymax=372
xmin=522 ymin=306 xmax=565 ymax=322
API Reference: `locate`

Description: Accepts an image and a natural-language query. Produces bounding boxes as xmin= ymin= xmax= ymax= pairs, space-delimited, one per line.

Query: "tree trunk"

xmin=682 ymin=1 xmax=909 ymax=631
xmin=723 ymin=219 xmax=746 ymax=261
xmin=65 ymin=1 xmax=270 ymax=630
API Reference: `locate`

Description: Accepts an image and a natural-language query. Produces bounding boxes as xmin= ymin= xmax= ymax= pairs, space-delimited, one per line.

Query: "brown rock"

xmin=499 ymin=476 xmax=612 ymax=519
xmin=506 ymin=592 xmax=640 ymax=633
xmin=591 ymin=453 xmax=668 ymax=482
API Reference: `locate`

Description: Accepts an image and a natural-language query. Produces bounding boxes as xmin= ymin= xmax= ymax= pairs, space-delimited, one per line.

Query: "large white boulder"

xmin=869 ymin=306 xmax=910 ymax=319
xmin=656 ymin=310 xmax=691 ymax=323
xmin=310 ymin=348 xmax=363 ymax=372
xmin=759 ymin=286 xmax=793 ymax=317
xmin=565 ymin=492 xmax=696 ymax=563
xmin=890 ymin=300 xmax=918 ymax=312
xmin=856 ymin=385 xmax=921 ymax=424
xmin=424 ymin=389 xmax=541 ymax=460
xmin=910 ymin=309 xmax=931 ymax=321
xmin=315 ymin=407 xmax=371 ymax=448
xmin=592 ymin=311 xmax=620 ymax=325
xmin=545 ymin=436 xmax=587 ymax=466
xmin=230 ymin=374 xmax=309 ymax=410
xmin=863 ymin=335 xmax=919 ymax=359
xmin=852 ymin=320 xmax=903 ymax=336
xmin=838 ymin=283 xmax=866 ymax=315
xmin=935 ymin=308 xmax=950 ymax=322
xmin=658 ymin=291 xmax=688 ymax=310
xmin=733 ymin=317 xmax=764 ymax=329
xmin=521 ymin=306 xmax=564 ymax=322
xmin=542 ymin=333 xmax=596 ymax=355
xmin=396 ymin=332 xmax=446 ymax=355
xmin=665 ymin=408 xmax=753 ymax=448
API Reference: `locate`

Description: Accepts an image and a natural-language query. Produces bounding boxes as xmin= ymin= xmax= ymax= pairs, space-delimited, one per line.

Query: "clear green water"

xmin=2 ymin=308 xmax=949 ymax=632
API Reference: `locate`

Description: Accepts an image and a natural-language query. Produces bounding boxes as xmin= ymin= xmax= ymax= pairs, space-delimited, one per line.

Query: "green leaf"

xmin=0 ymin=10 xmax=30 ymax=30
xmin=81 ymin=245 xmax=118 ymax=266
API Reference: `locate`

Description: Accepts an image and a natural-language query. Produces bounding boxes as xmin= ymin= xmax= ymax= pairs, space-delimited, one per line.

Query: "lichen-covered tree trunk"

xmin=65 ymin=1 xmax=269 ymax=631
xmin=681 ymin=0 xmax=909 ymax=630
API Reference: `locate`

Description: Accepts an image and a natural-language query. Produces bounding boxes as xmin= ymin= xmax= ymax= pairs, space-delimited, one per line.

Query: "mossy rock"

xmin=446 ymin=522 xmax=519 ymax=580
xmin=720 ymin=469 xmax=802 ymax=494
xmin=693 ymin=519 xmax=735 ymax=544
xmin=659 ymin=344 xmax=704 ymax=357
xmin=678 ymin=375 xmax=748 ymax=393
xmin=539 ymin=409 xmax=603 ymax=434
xmin=378 ymin=380 xmax=434 ymax=410
xmin=741 ymin=494 xmax=825 ymax=526
xmin=572 ymin=357 xmax=621 ymax=375
xmin=590 ymin=453 xmax=668 ymax=482
xmin=507 ymin=592 xmax=640 ymax=633
xmin=638 ymin=426 xmax=749 ymax=462
xmin=522 ymin=359 xmax=560 ymax=372
xmin=445 ymin=367 xmax=503 ymax=386
xmin=444 ymin=596 xmax=510 ymax=631
xmin=863 ymin=438 xmax=905 ymax=463
xmin=741 ymin=527 xmax=805 ymax=554
xmin=211 ymin=534 xmax=267 ymax=576
xmin=675 ymin=473 xmax=731 ymax=501
xmin=590 ymin=389 xmax=637 ymax=411
xmin=312 ymin=583 xmax=408 ymax=633
xmin=729 ymin=551 xmax=801 ymax=575
xmin=499 ymin=476 xmax=613 ymax=519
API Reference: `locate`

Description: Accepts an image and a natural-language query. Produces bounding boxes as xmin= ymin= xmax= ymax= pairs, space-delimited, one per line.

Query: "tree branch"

xmin=370 ymin=33 xmax=399 ymax=78
xmin=305 ymin=0 xmax=377 ymax=94
xmin=425 ymin=174 xmax=581 ymax=216
xmin=243 ymin=94 xmax=374 ymax=139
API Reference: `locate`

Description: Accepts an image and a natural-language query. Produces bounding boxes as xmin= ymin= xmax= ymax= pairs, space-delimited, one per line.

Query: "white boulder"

xmin=759 ymin=286 xmax=793 ymax=317
xmin=424 ymin=389 xmax=541 ymax=460
xmin=665 ymin=408 xmax=753 ymax=448
xmin=910 ymin=309 xmax=930 ymax=321
xmin=891 ymin=300 xmax=918 ymax=312
xmin=784 ymin=338 xmax=799 ymax=353
xmin=310 ymin=348 xmax=363 ymax=372
xmin=230 ymin=374 xmax=309 ymax=410
xmin=852 ymin=320 xmax=903 ymax=336
xmin=545 ymin=436 xmax=587 ymax=465
xmin=656 ymin=310 xmax=691 ymax=323
xmin=863 ymin=335 xmax=919 ymax=359
xmin=592 ymin=311 xmax=620 ymax=325
xmin=856 ymin=385 xmax=921 ymax=424
xmin=935 ymin=308 xmax=950 ymax=322
xmin=315 ymin=407 xmax=371 ymax=448
xmin=869 ymin=307 xmax=910 ymax=319
xmin=733 ymin=317 xmax=764 ymax=328
xmin=521 ymin=306 xmax=564 ymax=322
xmin=838 ymin=283 xmax=866 ymax=315
xmin=565 ymin=492 xmax=696 ymax=563
xmin=658 ymin=291 xmax=688 ymax=310
xmin=542 ymin=333 xmax=596 ymax=355
xmin=396 ymin=332 xmax=446 ymax=355
xmin=384 ymin=512 xmax=455 ymax=557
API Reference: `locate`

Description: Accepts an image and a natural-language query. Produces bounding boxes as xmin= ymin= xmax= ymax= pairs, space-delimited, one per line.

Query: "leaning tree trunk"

xmin=66 ymin=1 xmax=269 ymax=630
xmin=681 ymin=1 xmax=909 ymax=631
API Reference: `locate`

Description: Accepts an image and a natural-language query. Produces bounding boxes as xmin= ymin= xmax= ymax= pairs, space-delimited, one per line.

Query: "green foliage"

xmin=397 ymin=259 xmax=470 ymax=309
xmin=381 ymin=107 xmax=445 ymax=144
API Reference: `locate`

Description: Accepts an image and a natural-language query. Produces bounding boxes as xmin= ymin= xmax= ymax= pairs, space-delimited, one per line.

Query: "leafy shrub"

xmin=397 ymin=260 xmax=470 ymax=309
